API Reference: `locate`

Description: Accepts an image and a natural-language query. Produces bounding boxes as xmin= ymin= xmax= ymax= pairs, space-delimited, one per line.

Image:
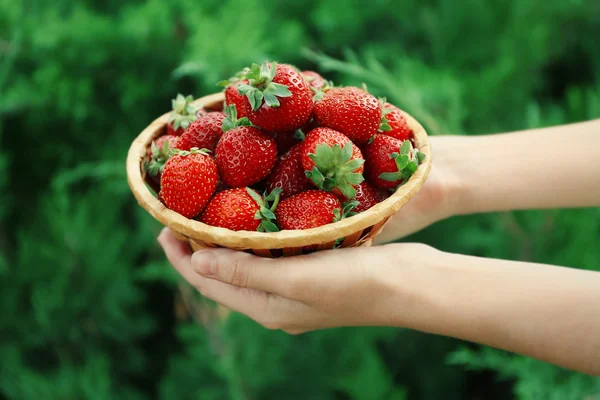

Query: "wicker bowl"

xmin=126 ymin=92 xmax=432 ymax=257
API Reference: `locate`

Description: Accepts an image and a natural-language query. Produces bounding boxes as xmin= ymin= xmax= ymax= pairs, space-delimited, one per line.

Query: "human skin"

xmin=158 ymin=118 xmax=600 ymax=376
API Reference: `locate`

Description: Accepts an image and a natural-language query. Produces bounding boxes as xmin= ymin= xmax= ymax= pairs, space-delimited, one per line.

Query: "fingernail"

xmin=192 ymin=251 xmax=216 ymax=276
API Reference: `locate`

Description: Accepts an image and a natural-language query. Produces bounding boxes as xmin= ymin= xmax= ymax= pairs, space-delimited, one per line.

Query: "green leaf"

xmin=340 ymin=142 xmax=353 ymax=163
xmin=260 ymin=207 xmax=276 ymax=220
xmin=246 ymin=188 xmax=264 ymax=206
xmin=263 ymin=92 xmax=280 ymax=107
xmin=416 ymin=151 xmax=426 ymax=163
xmin=237 ymin=84 xmax=254 ymax=94
xmin=268 ymin=62 xmax=277 ymax=81
xmin=399 ymin=140 xmax=412 ymax=156
xmin=252 ymin=90 xmax=263 ymax=110
xmin=269 ymin=83 xmax=292 ymax=97
xmin=307 ymin=167 xmax=325 ymax=187
xmin=380 ymin=123 xmax=392 ymax=132
xmin=260 ymin=62 xmax=271 ymax=81
xmin=264 ymin=187 xmax=283 ymax=202
xmin=379 ymin=172 xmax=402 ymax=182
xmin=337 ymin=181 xmax=357 ymax=199
xmin=396 ymin=155 xmax=409 ymax=170
xmin=293 ymin=129 xmax=306 ymax=140
xmin=341 ymin=159 xmax=365 ymax=172
xmin=333 ymin=208 xmax=342 ymax=222
xmin=260 ymin=220 xmax=280 ymax=232
xmin=345 ymin=172 xmax=365 ymax=185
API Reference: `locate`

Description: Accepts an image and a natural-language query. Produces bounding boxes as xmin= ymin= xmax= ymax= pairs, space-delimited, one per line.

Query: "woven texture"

xmin=126 ymin=92 xmax=432 ymax=257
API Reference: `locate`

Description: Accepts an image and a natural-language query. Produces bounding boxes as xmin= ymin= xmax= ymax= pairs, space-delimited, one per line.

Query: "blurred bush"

xmin=1 ymin=0 xmax=599 ymax=399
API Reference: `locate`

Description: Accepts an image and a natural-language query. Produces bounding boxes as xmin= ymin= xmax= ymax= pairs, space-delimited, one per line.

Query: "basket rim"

xmin=126 ymin=92 xmax=432 ymax=249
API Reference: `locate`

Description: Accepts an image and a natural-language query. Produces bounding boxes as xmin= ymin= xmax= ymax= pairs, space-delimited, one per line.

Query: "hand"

xmin=374 ymin=135 xmax=462 ymax=244
xmin=158 ymin=228 xmax=431 ymax=334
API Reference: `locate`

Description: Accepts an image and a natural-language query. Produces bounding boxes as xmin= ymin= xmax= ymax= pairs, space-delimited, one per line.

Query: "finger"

xmin=157 ymin=228 xmax=205 ymax=287
xmin=191 ymin=248 xmax=296 ymax=295
xmin=191 ymin=246 xmax=374 ymax=300
xmin=158 ymin=229 xmax=277 ymax=323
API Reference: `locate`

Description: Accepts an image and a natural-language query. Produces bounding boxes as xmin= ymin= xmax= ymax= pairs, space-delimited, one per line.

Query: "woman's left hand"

xmin=157 ymin=227 xmax=429 ymax=334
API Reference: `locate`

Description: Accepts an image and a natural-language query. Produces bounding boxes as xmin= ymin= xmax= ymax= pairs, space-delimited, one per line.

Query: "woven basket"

xmin=126 ymin=92 xmax=432 ymax=257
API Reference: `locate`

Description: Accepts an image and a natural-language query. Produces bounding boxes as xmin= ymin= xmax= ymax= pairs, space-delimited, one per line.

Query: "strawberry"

xmin=237 ymin=62 xmax=314 ymax=133
xmin=313 ymin=86 xmax=382 ymax=145
xmin=144 ymin=135 xmax=180 ymax=185
xmin=224 ymin=79 xmax=251 ymax=119
xmin=215 ymin=123 xmax=277 ymax=188
xmin=166 ymin=94 xmax=198 ymax=136
xmin=199 ymin=187 xmax=281 ymax=232
xmin=266 ymin=143 xmax=313 ymax=199
xmin=177 ymin=111 xmax=225 ymax=152
xmin=159 ymin=148 xmax=219 ymax=218
xmin=275 ymin=190 xmax=342 ymax=230
xmin=342 ymin=181 xmax=390 ymax=213
xmin=380 ymin=103 xmax=413 ymax=141
xmin=301 ymin=127 xmax=365 ymax=199
xmin=301 ymin=70 xmax=326 ymax=91
xmin=363 ymin=134 xmax=425 ymax=190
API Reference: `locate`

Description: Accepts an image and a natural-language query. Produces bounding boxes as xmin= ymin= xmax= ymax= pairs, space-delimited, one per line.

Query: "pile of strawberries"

xmin=144 ymin=61 xmax=425 ymax=232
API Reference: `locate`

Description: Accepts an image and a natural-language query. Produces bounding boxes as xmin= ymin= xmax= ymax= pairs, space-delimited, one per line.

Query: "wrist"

xmin=378 ymin=242 xmax=448 ymax=330
xmin=428 ymin=135 xmax=473 ymax=218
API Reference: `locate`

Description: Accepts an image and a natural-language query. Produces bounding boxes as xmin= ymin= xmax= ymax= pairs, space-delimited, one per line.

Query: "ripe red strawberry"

xmin=301 ymin=127 xmax=365 ymax=199
xmin=224 ymin=79 xmax=251 ymax=119
xmin=301 ymin=70 xmax=326 ymax=91
xmin=363 ymin=134 xmax=425 ymax=190
xmin=237 ymin=62 xmax=313 ymax=133
xmin=166 ymin=94 xmax=198 ymax=136
xmin=178 ymin=111 xmax=225 ymax=152
xmin=380 ymin=103 xmax=413 ymax=141
xmin=275 ymin=190 xmax=342 ymax=230
xmin=313 ymin=86 xmax=382 ymax=145
xmin=215 ymin=125 xmax=277 ymax=187
xmin=266 ymin=143 xmax=313 ymax=199
xmin=342 ymin=181 xmax=390 ymax=213
xmin=199 ymin=187 xmax=281 ymax=232
xmin=159 ymin=148 xmax=219 ymax=218
xmin=144 ymin=135 xmax=180 ymax=185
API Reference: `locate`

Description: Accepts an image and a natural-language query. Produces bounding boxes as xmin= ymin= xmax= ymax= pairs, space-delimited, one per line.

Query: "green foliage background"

xmin=1 ymin=0 xmax=599 ymax=399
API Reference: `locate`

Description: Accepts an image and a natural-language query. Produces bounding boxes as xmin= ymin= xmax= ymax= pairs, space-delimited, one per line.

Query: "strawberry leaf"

xmin=379 ymin=143 xmax=425 ymax=186
xmin=332 ymin=208 xmax=342 ymax=222
xmin=268 ymin=83 xmax=292 ymax=97
xmin=259 ymin=220 xmax=280 ymax=233
xmin=293 ymin=129 xmax=306 ymax=140
xmin=246 ymin=187 xmax=265 ymax=206
xmin=400 ymin=140 xmax=412 ymax=156
xmin=146 ymin=140 xmax=173 ymax=176
xmin=379 ymin=172 xmax=403 ymax=182
xmin=235 ymin=61 xmax=292 ymax=111
xmin=222 ymin=105 xmax=253 ymax=132
xmin=260 ymin=207 xmax=276 ymax=220
xmin=251 ymin=187 xmax=282 ymax=232
xmin=263 ymin=92 xmax=280 ymax=108
xmin=307 ymin=142 xmax=364 ymax=198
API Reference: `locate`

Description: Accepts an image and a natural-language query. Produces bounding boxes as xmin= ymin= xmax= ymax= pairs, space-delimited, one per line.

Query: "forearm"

xmin=393 ymin=247 xmax=600 ymax=376
xmin=439 ymin=119 xmax=600 ymax=215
